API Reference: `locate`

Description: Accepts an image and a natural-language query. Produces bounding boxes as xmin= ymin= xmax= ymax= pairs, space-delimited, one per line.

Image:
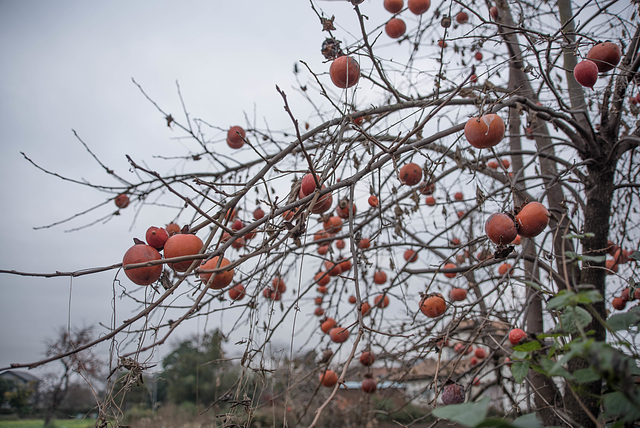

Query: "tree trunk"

xmin=562 ymin=165 xmax=614 ymax=428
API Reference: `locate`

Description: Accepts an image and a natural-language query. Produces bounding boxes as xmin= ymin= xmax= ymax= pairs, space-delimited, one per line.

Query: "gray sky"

xmin=0 ymin=0 xmax=398 ymax=372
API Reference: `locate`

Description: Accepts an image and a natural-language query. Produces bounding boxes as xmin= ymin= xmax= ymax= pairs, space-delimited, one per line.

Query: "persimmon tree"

xmin=2 ymin=0 xmax=640 ymax=427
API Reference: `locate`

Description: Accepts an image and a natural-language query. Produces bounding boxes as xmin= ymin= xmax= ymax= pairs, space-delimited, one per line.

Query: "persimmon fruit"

xmin=420 ymin=294 xmax=446 ymax=318
xmin=443 ymin=262 xmax=457 ymax=278
xmin=574 ymin=59 xmax=598 ymax=89
xmin=320 ymin=370 xmax=338 ymax=387
xmin=226 ymin=126 xmax=246 ymax=149
xmin=373 ymin=270 xmax=387 ymax=284
xmin=385 ymin=18 xmax=406 ymax=39
xmin=374 ymin=294 xmax=390 ymax=308
xmin=114 ymin=193 xmax=130 ymax=209
xmin=164 ymin=233 xmax=204 ymax=272
xmin=321 ymin=318 xmax=337 ymax=334
xmin=449 ymin=287 xmax=467 ymax=301
xmin=122 ymin=242 xmax=163 ymax=286
xmin=361 ymin=377 xmax=377 ymax=393
xmin=145 ymin=226 xmax=169 ymax=250
xmin=228 ymin=284 xmax=245 ymax=301
xmin=329 ymin=327 xmax=350 ymax=343
xmin=515 ymin=201 xmax=549 ymax=238
xmin=360 ymin=351 xmax=375 ymax=366
xmin=509 ymin=328 xmax=526 ymax=345
xmin=383 ymin=0 xmax=404 ymax=14
xmin=368 ymin=195 xmax=379 ymax=207
xmin=399 ymin=162 xmax=423 ymax=186
xmin=485 ymin=213 xmax=518 ymax=245
xmin=199 ymin=256 xmax=234 ymax=289
xmin=408 ymin=0 xmax=430 ymax=15
xmin=464 ymin=114 xmax=505 ymax=149
xmin=586 ymin=42 xmax=621 ymax=73
xmin=329 ymin=56 xmax=360 ymax=89
xmin=455 ymin=11 xmax=469 ymax=23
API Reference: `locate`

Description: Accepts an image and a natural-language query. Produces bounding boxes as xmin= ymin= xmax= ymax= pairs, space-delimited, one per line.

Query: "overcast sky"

xmin=0 ymin=0 xmax=406 ymax=374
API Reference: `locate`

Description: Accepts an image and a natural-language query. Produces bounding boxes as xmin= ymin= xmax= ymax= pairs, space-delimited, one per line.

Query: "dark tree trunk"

xmin=562 ymin=165 xmax=614 ymax=428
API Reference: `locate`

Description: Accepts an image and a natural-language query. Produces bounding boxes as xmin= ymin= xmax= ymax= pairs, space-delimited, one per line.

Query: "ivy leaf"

xmin=431 ymin=396 xmax=491 ymax=427
xmin=511 ymin=361 xmax=529 ymax=383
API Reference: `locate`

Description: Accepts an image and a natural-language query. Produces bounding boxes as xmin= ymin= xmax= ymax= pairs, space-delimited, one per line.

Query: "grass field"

xmin=0 ymin=420 xmax=95 ymax=428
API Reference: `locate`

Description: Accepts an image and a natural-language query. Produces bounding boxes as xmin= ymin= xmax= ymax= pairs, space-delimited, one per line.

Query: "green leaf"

xmin=559 ymin=306 xmax=592 ymax=334
xmin=538 ymin=356 xmax=574 ymax=380
xmin=606 ymin=306 xmax=640 ymax=331
xmin=512 ymin=413 xmax=543 ymax=428
xmin=432 ymin=396 xmax=491 ymax=427
xmin=476 ymin=418 xmax=517 ymax=428
xmin=565 ymin=232 xmax=594 ymax=239
xmin=575 ymin=290 xmax=603 ymax=304
xmin=522 ymin=280 xmax=542 ymax=291
xmin=512 ymin=341 xmax=541 ymax=353
xmin=547 ymin=290 xmax=575 ymax=310
xmin=573 ymin=368 xmax=600 ymax=384
xmin=511 ymin=361 xmax=529 ymax=383
xmin=512 ymin=351 xmax=529 ymax=360
xmin=602 ymin=391 xmax=640 ymax=423
xmin=564 ymin=251 xmax=580 ymax=260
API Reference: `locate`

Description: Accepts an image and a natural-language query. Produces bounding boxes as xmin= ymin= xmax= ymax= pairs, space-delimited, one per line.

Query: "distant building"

xmin=0 ymin=370 xmax=41 ymax=407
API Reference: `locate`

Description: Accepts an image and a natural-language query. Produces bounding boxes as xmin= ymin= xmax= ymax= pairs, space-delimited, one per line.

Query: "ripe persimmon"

xmin=226 ymin=126 xmax=246 ymax=149
xmin=485 ymin=213 xmax=518 ymax=245
xmin=498 ymin=263 xmax=512 ymax=276
xmin=361 ymin=301 xmax=372 ymax=316
xmin=329 ymin=326 xmax=350 ymax=343
xmin=361 ymin=376 xmax=377 ymax=393
xmin=515 ymin=201 xmax=549 ymax=238
xmin=228 ymin=284 xmax=245 ymax=301
xmin=358 ymin=238 xmax=371 ymax=249
xmin=323 ymin=216 xmax=343 ymax=234
xmin=586 ymin=42 xmax=622 ymax=73
xmin=408 ymin=0 xmax=430 ymax=15
xmin=404 ymin=249 xmax=418 ymax=263
xmin=253 ymin=207 xmax=265 ymax=220
xmin=329 ymin=56 xmax=360 ymax=89
xmin=348 ymin=295 xmax=357 ymax=304
xmin=314 ymin=307 xmax=325 ymax=316
xmin=321 ymin=317 xmax=337 ymax=334
xmin=449 ymin=287 xmax=467 ymax=301
xmin=384 ymin=0 xmax=404 ymax=13
xmin=374 ymin=294 xmax=390 ymax=308
xmin=443 ymin=262 xmax=457 ymax=278
xmin=164 ymin=233 xmax=204 ymax=272
xmin=300 ymin=173 xmax=320 ymax=197
xmin=425 ymin=196 xmax=436 ymax=206
xmin=145 ymin=226 xmax=169 ymax=250
xmin=359 ymin=351 xmax=375 ymax=366
xmin=385 ymin=18 xmax=406 ymax=39
xmin=509 ymin=328 xmax=526 ymax=345
xmin=199 ymin=256 xmax=234 ymax=289
xmin=419 ymin=182 xmax=435 ymax=195
xmin=464 ymin=114 xmax=505 ymax=149
xmin=315 ymin=271 xmax=331 ymax=287
xmin=335 ymin=239 xmax=346 ymax=250
xmin=455 ymin=11 xmax=469 ymax=23
xmin=122 ymin=242 xmax=163 ymax=286
xmin=114 ymin=193 xmax=130 ymax=209
xmin=399 ymin=162 xmax=423 ymax=185
xmin=320 ymin=370 xmax=338 ymax=387
xmin=574 ymin=60 xmax=598 ymax=89
xmin=368 ymin=195 xmax=379 ymax=208
xmin=165 ymin=223 xmax=181 ymax=236
xmin=373 ymin=270 xmax=387 ymax=284
xmin=272 ymin=277 xmax=286 ymax=293
xmin=475 ymin=51 xmax=483 ymax=61
xmin=420 ymin=294 xmax=446 ymax=318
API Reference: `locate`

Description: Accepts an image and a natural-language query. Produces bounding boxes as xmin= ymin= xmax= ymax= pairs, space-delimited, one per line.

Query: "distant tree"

xmin=161 ymin=329 xmax=237 ymax=406
xmin=1 ymin=377 xmax=36 ymax=416
xmin=41 ymin=326 xmax=102 ymax=426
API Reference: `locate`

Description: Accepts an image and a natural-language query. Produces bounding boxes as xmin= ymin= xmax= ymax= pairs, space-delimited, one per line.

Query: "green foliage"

xmin=432 ymin=397 xmax=547 ymax=428
xmin=160 ymin=329 xmax=238 ymax=405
